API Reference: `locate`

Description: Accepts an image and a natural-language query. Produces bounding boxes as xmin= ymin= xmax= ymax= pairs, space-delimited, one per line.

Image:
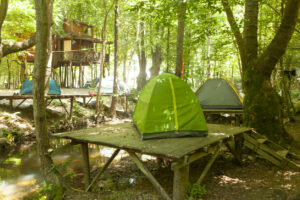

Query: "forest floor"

xmin=0 ymin=98 xmax=300 ymax=200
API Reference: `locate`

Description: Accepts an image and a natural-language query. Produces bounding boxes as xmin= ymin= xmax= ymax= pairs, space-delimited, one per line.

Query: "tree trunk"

xmin=7 ymin=58 xmax=10 ymax=89
xmin=110 ymin=0 xmax=119 ymax=118
xmin=206 ymin=35 xmax=211 ymax=79
xmin=96 ymin=0 xmax=114 ymax=122
xmin=33 ymin=0 xmax=64 ymax=193
xmin=175 ymin=0 xmax=186 ymax=77
xmin=150 ymin=25 xmax=162 ymax=79
xmin=137 ymin=21 xmax=147 ymax=90
xmin=222 ymin=0 xmax=300 ymax=143
xmin=166 ymin=27 xmax=170 ymax=73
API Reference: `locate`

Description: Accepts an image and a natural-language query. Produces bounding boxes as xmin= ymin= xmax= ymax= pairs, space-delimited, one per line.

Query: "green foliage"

xmin=51 ymin=161 xmax=76 ymax=179
xmin=186 ymin=183 xmax=206 ymax=200
xmin=37 ymin=182 xmax=64 ymax=200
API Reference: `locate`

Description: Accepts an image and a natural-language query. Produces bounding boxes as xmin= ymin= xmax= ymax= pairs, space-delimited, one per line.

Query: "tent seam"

xmin=169 ymin=77 xmax=178 ymax=131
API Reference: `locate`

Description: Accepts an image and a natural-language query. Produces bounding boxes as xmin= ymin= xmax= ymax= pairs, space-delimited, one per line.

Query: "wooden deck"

xmin=53 ymin=122 xmax=251 ymax=200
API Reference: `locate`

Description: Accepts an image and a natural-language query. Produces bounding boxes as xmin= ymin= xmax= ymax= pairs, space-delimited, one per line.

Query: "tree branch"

xmin=263 ymin=1 xmax=300 ymax=34
xmin=2 ymin=33 xmax=36 ymax=57
xmin=221 ymin=0 xmax=246 ymax=67
xmin=258 ymin=0 xmax=300 ymax=74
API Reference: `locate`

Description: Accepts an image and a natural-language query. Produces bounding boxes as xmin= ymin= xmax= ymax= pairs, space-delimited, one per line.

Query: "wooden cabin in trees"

xmin=19 ymin=19 xmax=112 ymax=88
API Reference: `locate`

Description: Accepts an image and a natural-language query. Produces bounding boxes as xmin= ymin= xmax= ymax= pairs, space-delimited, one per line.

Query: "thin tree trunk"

xmin=166 ymin=27 xmax=170 ymax=72
xmin=7 ymin=58 xmax=10 ymax=89
xmin=110 ymin=0 xmax=119 ymax=118
xmin=95 ymin=0 xmax=114 ymax=122
xmin=206 ymin=36 xmax=211 ymax=79
xmin=175 ymin=0 xmax=186 ymax=77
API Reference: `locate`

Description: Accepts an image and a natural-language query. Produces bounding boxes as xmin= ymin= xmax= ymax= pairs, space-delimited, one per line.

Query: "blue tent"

xmin=20 ymin=77 xmax=61 ymax=95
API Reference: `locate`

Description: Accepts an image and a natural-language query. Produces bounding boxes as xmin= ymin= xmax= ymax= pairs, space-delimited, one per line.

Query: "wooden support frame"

xmin=86 ymin=148 xmax=120 ymax=192
xmin=224 ymin=134 xmax=244 ymax=165
xmin=15 ymin=99 xmax=27 ymax=108
xmin=197 ymin=142 xmax=222 ymax=184
xmin=58 ymin=98 xmax=69 ymax=116
xmin=128 ymin=151 xmax=171 ymax=200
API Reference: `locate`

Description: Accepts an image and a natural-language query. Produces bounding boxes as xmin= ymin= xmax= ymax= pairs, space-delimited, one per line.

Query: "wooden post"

xmin=69 ymin=97 xmax=74 ymax=120
xmin=9 ymin=99 xmax=13 ymax=108
xmin=81 ymin=143 xmax=90 ymax=190
xmin=83 ymin=97 xmax=86 ymax=105
xmin=128 ymin=151 xmax=171 ymax=200
xmin=173 ymin=164 xmax=189 ymax=200
xmin=68 ymin=61 xmax=72 ymax=88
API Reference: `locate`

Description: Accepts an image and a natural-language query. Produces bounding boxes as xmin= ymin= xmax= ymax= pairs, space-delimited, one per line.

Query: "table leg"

xmin=173 ymin=163 xmax=189 ymax=200
xmin=81 ymin=143 xmax=90 ymax=190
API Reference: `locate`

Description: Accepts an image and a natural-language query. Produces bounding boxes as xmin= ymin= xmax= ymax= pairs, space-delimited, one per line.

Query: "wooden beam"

xmin=197 ymin=142 xmax=222 ymax=184
xmin=128 ymin=151 xmax=171 ymax=200
xmin=81 ymin=143 xmax=90 ymax=190
xmin=85 ymin=148 xmax=120 ymax=192
xmin=58 ymin=98 xmax=69 ymax=116
xmin=15 ymin=99 xmax=27 ymax=108
xmin=172 ymin=151 xmax=208 ymax=171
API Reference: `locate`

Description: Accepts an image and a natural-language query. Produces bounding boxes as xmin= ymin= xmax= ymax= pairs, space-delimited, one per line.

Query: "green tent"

xmin=195 ymin=78 xmax=242 ymax=109
xmin=20 ymin=77 xmax=61 ymax=95
xmin=133 ymin=73 xmax=208 ymax=140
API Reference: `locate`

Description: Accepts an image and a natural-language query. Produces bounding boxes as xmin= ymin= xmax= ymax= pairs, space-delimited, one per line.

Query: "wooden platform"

xmin=53 ymin=123 xmax=250 ymax=199
xmin=0 ymin=92 xmax=128 ymax=118
xmin=54 ymin=122 xmax=249 ymax=160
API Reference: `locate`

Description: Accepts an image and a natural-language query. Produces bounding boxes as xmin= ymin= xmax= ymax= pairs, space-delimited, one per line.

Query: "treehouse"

xmin=18 ymin=19 xmax=112 ymax=88
xmin=52 ymin=19 xmax=111 ymax=68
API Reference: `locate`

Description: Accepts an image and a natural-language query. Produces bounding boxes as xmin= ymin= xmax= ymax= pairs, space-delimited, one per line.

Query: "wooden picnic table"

xmin=53 ymin=122 xmax=251 ymax=200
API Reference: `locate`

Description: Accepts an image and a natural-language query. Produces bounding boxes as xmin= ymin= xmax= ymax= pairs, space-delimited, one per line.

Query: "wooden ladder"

xmin=243 ymin=130 xmax=300 ymax=171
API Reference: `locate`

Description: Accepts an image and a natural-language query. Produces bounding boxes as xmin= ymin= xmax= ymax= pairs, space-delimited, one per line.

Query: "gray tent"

xmin=195 ymin=78 xmax=243 ymax=109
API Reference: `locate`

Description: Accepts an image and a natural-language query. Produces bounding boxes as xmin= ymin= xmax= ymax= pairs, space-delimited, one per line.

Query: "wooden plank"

xmin=86 ymin=149 xmax=120 ymax=192
xmin=53 ymin=123 xmax=250 ymax=160
xmin=197 ymin=142 xmax=222 ymax=184
xmin=128 ymin=151 xmax=171 ymax=200
xmin=276 ymin=150 xmax=289 ymax=158
xmin=171 ymin=151 xmax=209 ymax=171
xmin=81 ymin=143 xmax=90 ymax=190
xmin=243 ymin=133 xmax=285 ymax=161
xmin=244 ymin=140 xmax=281 ymax=167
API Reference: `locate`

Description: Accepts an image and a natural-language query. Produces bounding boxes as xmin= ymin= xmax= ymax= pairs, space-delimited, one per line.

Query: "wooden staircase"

xmin=243 ymin=130 xmax=300 ymax=171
